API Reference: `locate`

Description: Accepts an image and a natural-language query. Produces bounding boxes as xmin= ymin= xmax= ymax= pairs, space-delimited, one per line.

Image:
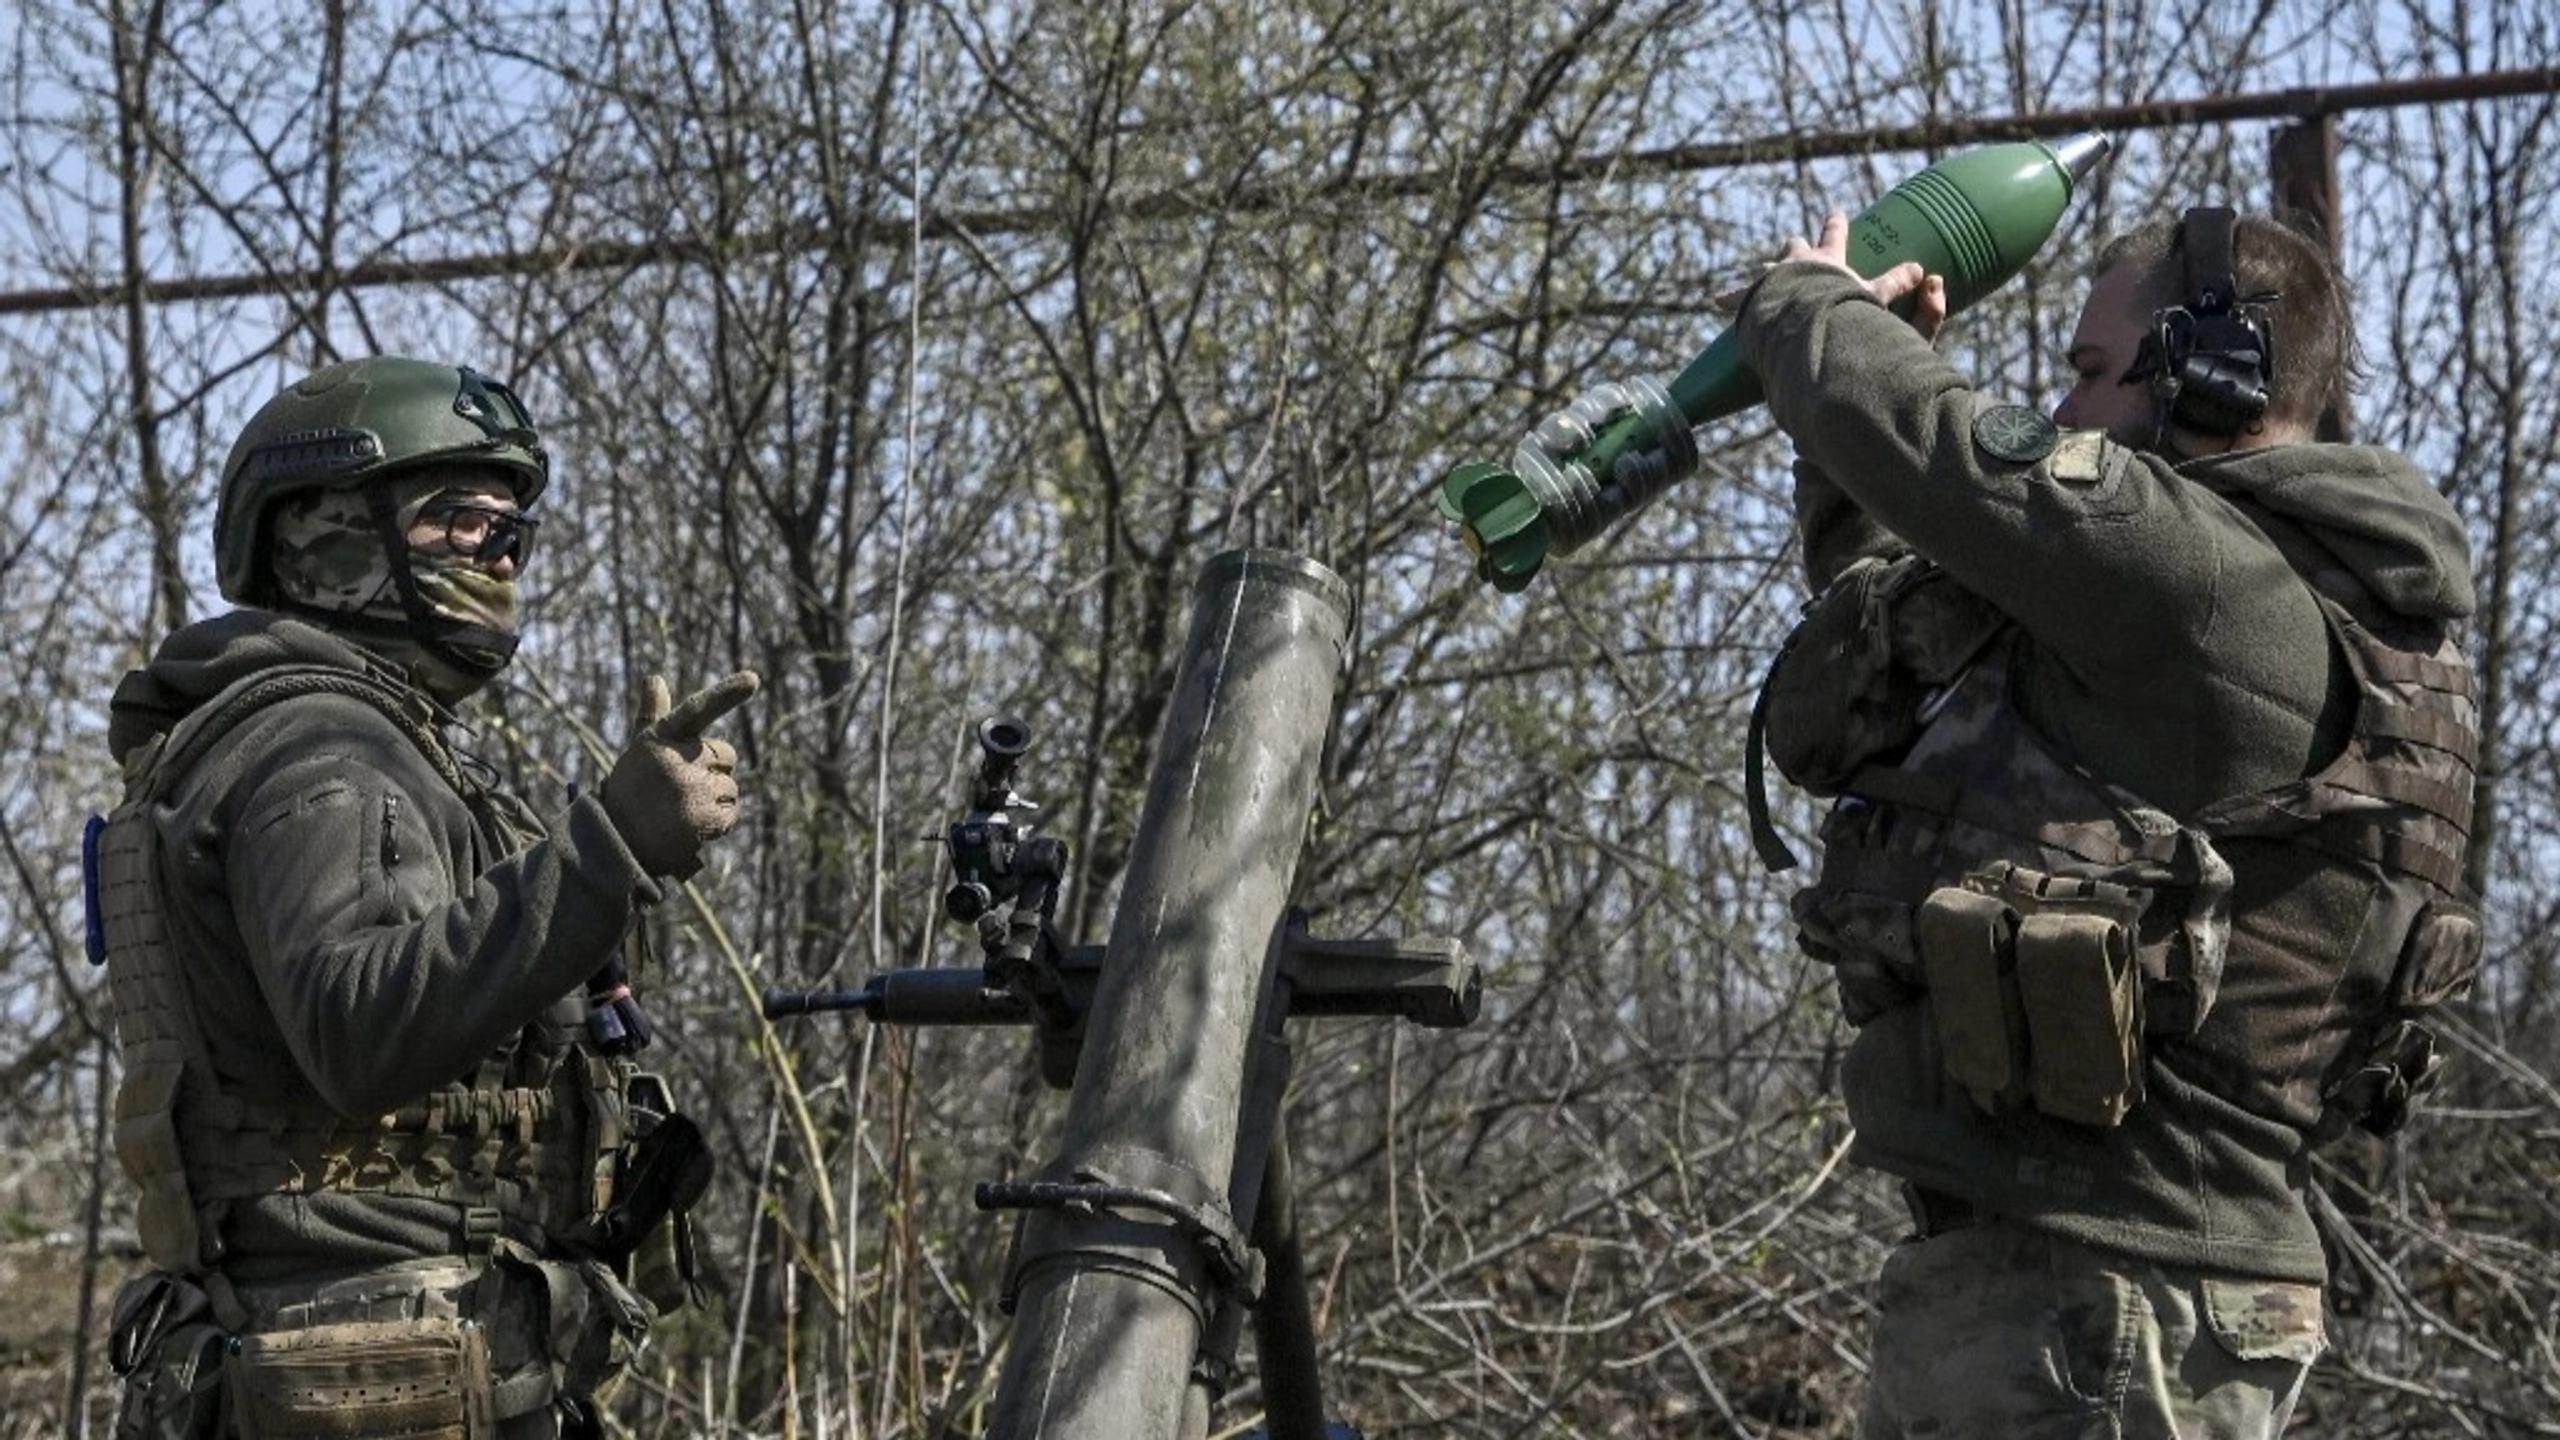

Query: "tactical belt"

xmin=225 ymin=1260 xmax=557 ymax=1422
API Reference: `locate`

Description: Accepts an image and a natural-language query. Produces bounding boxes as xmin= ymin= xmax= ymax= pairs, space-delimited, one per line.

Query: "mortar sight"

xmin=943 ymin=714 xmax=1062 ymax=927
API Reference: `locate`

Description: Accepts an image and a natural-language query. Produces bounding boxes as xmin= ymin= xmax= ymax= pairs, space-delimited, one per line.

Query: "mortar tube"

xmin=986 ymin=549 xmax=1351 ymax=1440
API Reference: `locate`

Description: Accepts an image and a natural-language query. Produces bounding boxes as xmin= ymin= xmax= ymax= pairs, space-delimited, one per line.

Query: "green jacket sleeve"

xmin=1739 ymin=265 xmax=2297 ymax=660
xmin=1735 ymin=263 xmax=2337 ymax=810
xmin=1793 ymin=457 xmax=1905 ymax=590
xmin=206 ymin=694 xmax=662 ymax=1116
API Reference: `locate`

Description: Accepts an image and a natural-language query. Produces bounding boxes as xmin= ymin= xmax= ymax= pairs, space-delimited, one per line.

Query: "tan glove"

xmin=603 ymin=671 xmax=760 ymax=879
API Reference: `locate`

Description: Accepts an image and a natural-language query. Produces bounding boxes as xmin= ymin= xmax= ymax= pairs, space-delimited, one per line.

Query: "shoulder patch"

xmin=2047 ymin=428 xmax=2124 ymax=487
xmin=1972 ymin=405 xmax=2058 ymax=464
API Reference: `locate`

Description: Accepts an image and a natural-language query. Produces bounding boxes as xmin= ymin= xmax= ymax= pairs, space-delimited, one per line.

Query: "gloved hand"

xmin=602 ymin=671 xmax=760 ymax=880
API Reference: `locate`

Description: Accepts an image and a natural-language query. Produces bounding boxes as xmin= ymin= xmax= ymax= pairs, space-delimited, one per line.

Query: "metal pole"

xmin=9 ymin=69 xmax=2553 ymax=317
xmin=2270 ymin=112 xmax=2353 ymax=442
xmin=987 ymin=549 xmax=1351 ymax=1440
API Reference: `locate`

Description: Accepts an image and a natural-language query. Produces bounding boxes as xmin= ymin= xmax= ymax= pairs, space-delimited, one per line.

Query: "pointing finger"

xmin=654 ymin=670 xmax=762 ymax=743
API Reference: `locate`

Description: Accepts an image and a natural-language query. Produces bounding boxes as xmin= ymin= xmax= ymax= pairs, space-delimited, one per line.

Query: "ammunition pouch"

xmin=2326 ymin=899 xmax=2484 ymax=1137
xmin=1917 ymin=862 xmax=2145 ymax=1129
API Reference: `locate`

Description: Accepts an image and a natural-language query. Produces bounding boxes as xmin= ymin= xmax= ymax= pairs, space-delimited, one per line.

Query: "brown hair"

xmin=2092 ymin=210 xmax=2358 ymax=432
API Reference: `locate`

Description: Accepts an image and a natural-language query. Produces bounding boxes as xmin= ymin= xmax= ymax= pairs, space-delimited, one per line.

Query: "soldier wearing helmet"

xmin=93 ymin=356 xmax=758 ymax=1439
xmin=211 ymin=357 xmax=552 ymax=699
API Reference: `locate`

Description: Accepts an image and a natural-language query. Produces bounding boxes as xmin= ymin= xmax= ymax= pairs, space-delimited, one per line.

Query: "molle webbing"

xmin=168 ymin=1069 xmax=612 ymax=1237
xmin=96 ymin=765 xmax=209 ymax=1268
xmin=2201 ymin=597 xmax=2477 ymax=897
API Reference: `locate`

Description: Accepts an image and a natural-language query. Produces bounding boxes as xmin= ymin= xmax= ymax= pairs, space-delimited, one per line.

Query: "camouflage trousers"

xmin=1859 ymin=1221 xmax=2324 ymax=1440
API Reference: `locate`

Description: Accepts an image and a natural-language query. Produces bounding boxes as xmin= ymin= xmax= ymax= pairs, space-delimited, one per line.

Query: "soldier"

xmin=1738 ymin=206 xmax=2479 ymax=1439
xmin=92 ymin=356 xmax=758 ymax=1438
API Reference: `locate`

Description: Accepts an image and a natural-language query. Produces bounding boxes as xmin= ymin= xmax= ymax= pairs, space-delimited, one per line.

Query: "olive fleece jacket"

xmin=107 ymin=610 xmax=663 ymax=1280
xmin=1737 ymin=264 xmax=2476 ymax=1280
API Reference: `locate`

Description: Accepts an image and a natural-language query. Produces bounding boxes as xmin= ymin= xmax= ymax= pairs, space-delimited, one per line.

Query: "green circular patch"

xmin=1973 ymin=405 xmax=2059 ymax=464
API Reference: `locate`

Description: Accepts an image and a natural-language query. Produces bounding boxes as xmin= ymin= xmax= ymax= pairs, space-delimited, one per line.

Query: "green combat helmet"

xmin=214 ymin=356 xmax=549 ymax=678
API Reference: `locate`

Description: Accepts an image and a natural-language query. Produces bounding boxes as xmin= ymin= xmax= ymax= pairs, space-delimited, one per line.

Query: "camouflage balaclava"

xmin=269 ymin=472 xmax=525 ymax=702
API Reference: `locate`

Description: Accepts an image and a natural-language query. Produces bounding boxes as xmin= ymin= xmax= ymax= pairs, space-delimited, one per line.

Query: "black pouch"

xmin=111 ymin=1273 xmax=227 ymax=1440
xmin=587 ymin=1114 xmax=712 ymax=1266
xmin=584 ymin=1073 xmax=712 ymax=1312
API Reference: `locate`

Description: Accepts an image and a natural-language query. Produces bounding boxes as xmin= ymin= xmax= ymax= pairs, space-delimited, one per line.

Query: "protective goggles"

xmin=415 ymin=500 xmax=539 ymax=568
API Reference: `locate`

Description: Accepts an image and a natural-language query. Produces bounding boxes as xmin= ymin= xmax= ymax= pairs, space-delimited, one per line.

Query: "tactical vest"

xmin=2194 ymin=593 xmax=2482 ymax=1137
xmin=1779 ymin=560 xmax=2478 ymax=1137
xmin=89 ymin=665 xmax=628 ymax=1275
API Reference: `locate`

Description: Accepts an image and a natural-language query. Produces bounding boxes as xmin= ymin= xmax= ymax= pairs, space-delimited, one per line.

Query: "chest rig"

xmin=88 ymin=664 xmax=629 ymax=1275
xmin=1772 ymin=554 xmax=2478 ymax=1137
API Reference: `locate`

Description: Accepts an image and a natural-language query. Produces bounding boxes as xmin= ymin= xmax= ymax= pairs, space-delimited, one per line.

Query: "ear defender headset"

xmin=2125 ymin=205 xmax=2278 ymax=439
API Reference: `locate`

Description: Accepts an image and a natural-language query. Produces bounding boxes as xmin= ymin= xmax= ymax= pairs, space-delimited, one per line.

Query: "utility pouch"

xmin=1760 ymin=555 xmax=2009 ymax=796
xmin=485 ymin=1245 xmax=654 ymax=1404
xmin=111 ymin=1273 xmax=227 ymax=1440
xmin=223 ymin=1316 xmax=494 ymax=1440
xmin=1760 ymin=556 xmax=1928 ymax=797
xmin=1915 ymin=886 xmax=2027 ymax=1112
xmin=2327 ymin=899 xmax=2483 ymax=1137
xmin=2012 ymin=910 xmax=2144 ymax=1128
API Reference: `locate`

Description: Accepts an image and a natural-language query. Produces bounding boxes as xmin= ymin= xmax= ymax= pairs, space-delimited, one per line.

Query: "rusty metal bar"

xmin=1 ymin=67 xmax=2551 ymax=317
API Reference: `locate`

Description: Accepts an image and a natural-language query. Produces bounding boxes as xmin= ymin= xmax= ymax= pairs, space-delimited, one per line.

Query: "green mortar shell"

xmin=1443 ymin=131 xmax=2111 ymax=592
xmin=1667 ymin=134 xmax=2109 ymax=423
